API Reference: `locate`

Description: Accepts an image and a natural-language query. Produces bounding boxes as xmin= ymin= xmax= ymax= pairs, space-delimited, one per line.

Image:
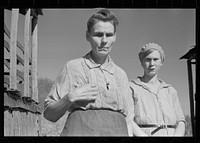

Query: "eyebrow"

xmin=145 ymin=57 xmax=160 ymax=60
xmin=92 ymin=32 xmax=114 ymax=36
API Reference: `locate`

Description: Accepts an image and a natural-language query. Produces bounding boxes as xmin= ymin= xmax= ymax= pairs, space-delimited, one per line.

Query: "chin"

xmin=98 ymin=51 xmax=109 ymax=56
xmin=146 ymin=71 xmax=156 ymax=76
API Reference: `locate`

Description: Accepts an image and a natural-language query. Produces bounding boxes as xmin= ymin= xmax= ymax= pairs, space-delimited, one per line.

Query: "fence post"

xmin=24 ymin=9 xmax=31 ymax=97
xmin=10 ymin=9 xmax=19 ymax=90
xmin=31 ymin=16 xmax=38 ymax=102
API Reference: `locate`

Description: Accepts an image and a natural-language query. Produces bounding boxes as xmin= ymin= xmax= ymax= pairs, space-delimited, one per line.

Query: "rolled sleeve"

xmin=44 ymin=64 xmax=70 ymax=109
xmin=120 ymin=71 xmax=134 ymax=125
xmin=171 ymin=87 xmax=186 ymax=124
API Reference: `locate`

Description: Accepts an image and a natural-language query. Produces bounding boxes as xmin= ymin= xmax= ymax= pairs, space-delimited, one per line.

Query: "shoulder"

xmin=129 ymin=78 xmax=140 ymax=86
xmin=129 ymin=79 xmax=141 ymax=94
xmin=112 ymin=64 xmax=129 ymax=86
xmin=160 ymin=79 xmax=177 ymax=92
xmin=64 ymin=58 xmax=84 ymax=70
xmin=114 ymin=64 xmax=128 ymax=78
xmin=159 ymin=79 xmax=178 ymax=96
xmin=167 ymin=85 xmax=177 ymax=95
xmin=129 ymin=80 xmax=137 ymax=87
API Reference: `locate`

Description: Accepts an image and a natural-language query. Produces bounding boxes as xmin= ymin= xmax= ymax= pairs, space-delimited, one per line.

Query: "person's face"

xmin=86 ymin=21 xmax=116 ymax=57
xmin=142 ymin=50 xmax=163 ymax=77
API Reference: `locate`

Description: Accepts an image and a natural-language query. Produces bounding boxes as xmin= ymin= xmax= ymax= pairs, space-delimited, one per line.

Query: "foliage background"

xmin=38 ymin=77 xmax=193 ymax=136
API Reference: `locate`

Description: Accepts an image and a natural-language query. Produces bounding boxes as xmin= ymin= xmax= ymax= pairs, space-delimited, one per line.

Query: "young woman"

xmin=130 ymin=43 xmax=186 ymax=136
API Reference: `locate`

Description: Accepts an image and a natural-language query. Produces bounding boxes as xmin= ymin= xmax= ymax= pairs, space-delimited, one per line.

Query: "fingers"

xmin=70 ymin=83 xmax=99 ymax=102
xmin=81 ymin=91 xmax=98 ymax=101
xmin=81 ymin=83 xmax=98 ymax=93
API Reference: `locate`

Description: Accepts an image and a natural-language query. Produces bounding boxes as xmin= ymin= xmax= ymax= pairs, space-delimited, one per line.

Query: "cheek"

xmin=157 ymin=61 xmax=162 ymax=67
xmin=142 ymin=63 xmax=148 ymax=70
xmin=91 ymin=38 xmax=100 ymax=45
xmin=108 ymin=38 xmax=116 ymax=44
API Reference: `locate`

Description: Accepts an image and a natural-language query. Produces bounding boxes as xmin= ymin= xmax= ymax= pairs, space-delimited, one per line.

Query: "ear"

xmin=86 ymin=30 xmax=90 ymax=41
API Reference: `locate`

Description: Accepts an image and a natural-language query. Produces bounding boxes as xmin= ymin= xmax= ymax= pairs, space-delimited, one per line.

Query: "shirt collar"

xmin=83 ymin=51 xmax=115 ymax=74
xmin=132 ymin=77 xmax=171 ymax=89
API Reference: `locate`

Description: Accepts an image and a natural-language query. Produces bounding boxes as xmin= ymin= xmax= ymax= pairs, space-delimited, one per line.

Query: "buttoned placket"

xmin=99 ymin=67 xmax=110 ymax=90
xmin=140 ymin=82 xmax=166 ymax=128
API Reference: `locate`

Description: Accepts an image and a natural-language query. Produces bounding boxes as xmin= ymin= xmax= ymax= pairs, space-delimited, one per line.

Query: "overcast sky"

xmin=5 ymin=9 xmax=195 ymax=116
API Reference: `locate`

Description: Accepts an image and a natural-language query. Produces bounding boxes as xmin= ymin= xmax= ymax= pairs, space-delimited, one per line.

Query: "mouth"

xmin=98 ymin=47 xmax=109 ymax=51
xmin=148 ymin=68 xmax=155 ymax=71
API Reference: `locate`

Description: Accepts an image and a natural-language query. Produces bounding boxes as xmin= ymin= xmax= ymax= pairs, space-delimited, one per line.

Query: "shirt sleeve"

xmin=120 ymin=70 xmax=134 ymax=126
xmin=44 ymin=60 xmax=87 ymax=110
xmin=44 ymin=63 xmax=70 ymax=110
xmin=171 ymin=87 xmax=186 ymax=124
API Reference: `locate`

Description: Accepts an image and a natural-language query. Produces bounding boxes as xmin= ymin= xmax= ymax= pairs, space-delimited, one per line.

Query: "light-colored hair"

xmin=139 ymin=43 xmax=165 ymax=63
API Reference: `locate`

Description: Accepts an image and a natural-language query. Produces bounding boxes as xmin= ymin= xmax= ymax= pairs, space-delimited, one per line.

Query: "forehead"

xmin=145 ymin=50 xmax=161 ymax=58
xmin=92 ymin=21 xmax=115 ymax=33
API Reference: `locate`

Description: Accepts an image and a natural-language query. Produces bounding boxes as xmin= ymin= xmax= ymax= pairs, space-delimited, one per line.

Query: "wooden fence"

xmin=4 ymin=8 xmax=43 ymax=136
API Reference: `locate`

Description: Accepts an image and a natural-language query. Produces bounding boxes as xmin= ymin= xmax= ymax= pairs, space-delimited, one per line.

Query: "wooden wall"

xmin=4 ymin=8 xmax=43 ymax=136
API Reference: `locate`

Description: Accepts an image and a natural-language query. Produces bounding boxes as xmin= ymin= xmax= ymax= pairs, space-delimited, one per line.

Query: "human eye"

xmin=106 ymin=33 xmax=114 ymax=37
xmin=145 ymin=58 xmax=151 ymax=62
xmin=93 ymin=32 xmax=103 ymax=37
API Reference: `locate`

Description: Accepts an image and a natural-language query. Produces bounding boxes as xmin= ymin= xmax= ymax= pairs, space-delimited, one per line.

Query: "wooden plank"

xmin=9 ymin=9 xmax=19 ymax=90
xmin=4 ymin=40 xmax=25 ymax=66
xmin=4 ymin=22 xmax=10 ymax=38
xmin=38 ymin=114 xmax=42 ymax=136
xmin=4 ymin=109 xmax=10 ymax=136
xmin=5 ymin=70 xmax=24 ymax=82
xmin=35 ymin=114 xmax=39 ymax=136
xmin=31 ymin=17 xmax=38 ymax=101
xmin=24 ymin=9 xmax=31 ymax=97
xmin=30 ymin=113 xmax=34 ymax=135
xmin=5 ymin=23 xmax=25 ymax=55
xmin=13 ymin=111 xmax=20 ymax=135
xmin=28 ymin=112 xmax=32 ymax=135
xmin=4 ymin=70 xmax=32 ymax=89
xmin=4 ymin=59 xmax=10 ymax=69
xmin=22 ymin=111 xmax=28 ymax=136
xmin=4 ymin=57 xmax=32 ymax=74
xmin=4 ymin=75 xmax=9 ymax=86
xmin=18 ymin=111 xmax=23 ymax=136
xmin=4 ymin=92 xmax=42 ymax=113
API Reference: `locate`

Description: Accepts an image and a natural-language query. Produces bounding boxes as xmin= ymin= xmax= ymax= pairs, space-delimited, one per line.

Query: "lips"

xmin=148 ymin=68 xmax=155 ymax=71
xmin=98 ymin=47 xmax=109 ymax=51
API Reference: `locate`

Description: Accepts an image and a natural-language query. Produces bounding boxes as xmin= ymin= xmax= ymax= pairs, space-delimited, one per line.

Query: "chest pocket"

xmin=81 ymin=60 xmax=123 ymax=110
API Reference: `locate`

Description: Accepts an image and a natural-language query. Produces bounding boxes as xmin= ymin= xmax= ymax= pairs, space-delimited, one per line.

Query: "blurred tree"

xmin=38 ymin=77 xmax=53 ymax=111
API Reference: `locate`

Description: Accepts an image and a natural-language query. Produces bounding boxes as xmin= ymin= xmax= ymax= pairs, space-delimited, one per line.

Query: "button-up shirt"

xmin=129 ymin=77 xmax=185 ymax=136
xmin=44 ymin=51 xmax=134 ymax=125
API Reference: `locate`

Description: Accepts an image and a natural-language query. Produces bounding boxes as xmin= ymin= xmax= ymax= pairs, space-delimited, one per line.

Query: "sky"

xmin=4 ymin=9 xmax=195 ymax=116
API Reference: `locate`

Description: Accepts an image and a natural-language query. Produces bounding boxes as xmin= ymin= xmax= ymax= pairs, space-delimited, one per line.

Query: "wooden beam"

xmin=9 ymin=9 xmax=19 ymax=90
xmin=24 ymin=9 xmax=31 ymax=97
xmin=187 ymin=60 xmax=195 ymax=136
xmin=31 ymin=17 xmax=38 ymax=102
xmin=4 ymin=92 xmax=41 ymax=114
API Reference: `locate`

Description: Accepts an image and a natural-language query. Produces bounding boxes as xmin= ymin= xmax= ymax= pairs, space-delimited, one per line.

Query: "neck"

xmin=91 ymin=51 xmax=109 ymax=65
xmin=141 ymin=74 xmax=158 ymax=85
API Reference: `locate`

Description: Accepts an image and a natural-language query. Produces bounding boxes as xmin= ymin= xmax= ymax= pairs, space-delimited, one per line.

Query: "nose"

xmin=149 ymin=60 xmax=155 ymax=66
xmin=101 ymin=34 xmax=107 ymax=43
